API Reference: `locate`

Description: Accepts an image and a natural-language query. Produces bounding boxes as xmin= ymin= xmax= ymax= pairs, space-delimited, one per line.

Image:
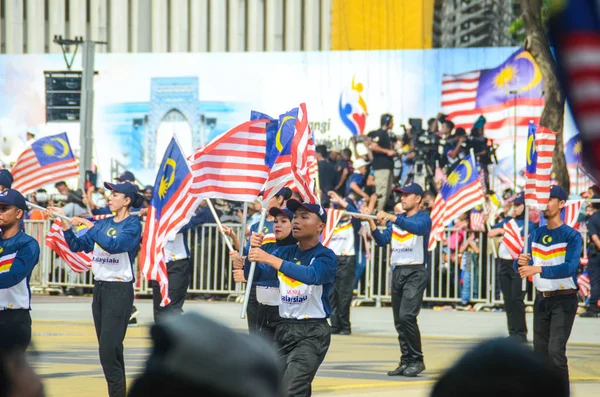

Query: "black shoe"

xmin=129 ymin=306 xmax=139 ymax=326
xmin=580 ymin=310 xmax=600 ymax=318
xmin=339 ymin=330 xmax=351 ymax=335
xmin=331 ymin=329 xmax=341 ymax=335
xmin=403 ymin=361 xmax=425 ymax=377
xmin=128 ymin=317 xmax=138 ymax=326
xmin=387 ymin=362 xmax=409 ymax=376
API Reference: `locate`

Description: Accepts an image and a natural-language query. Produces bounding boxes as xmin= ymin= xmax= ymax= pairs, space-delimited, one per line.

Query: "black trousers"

xmin=588 ymin=255 xmax=600 ymax=310
xmin=391 ymin=265 xmax=428 ymax=364
xmin=498 ymin=258 xmax=527 ymax=341
xmin=0 ymin=309 xmax=31 ymax=349
xmin=534 ymin=293 xmax=578 ymax=391
xmin=257 ymin=303 xmax=281 ymax=342
xmin=246 ymin=285 xmax=259 ymax=333
xmin=331 ymin=255 xmax=356 ymax=333
xmin=276 ymin=319 xmax=331 ymax=397
xmin=152 ymin=258 xmax=191 ymax=323
xmin=92 ymin=281 xmax=134 ymax=397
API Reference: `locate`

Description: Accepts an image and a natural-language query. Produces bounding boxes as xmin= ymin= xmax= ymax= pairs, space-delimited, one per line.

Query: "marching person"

xmin=50 ymin=181 xmax=144 ymax=397
xmin=361 ymin=183 xmax=431 ymax=377
xmin=246 ymin=199 xmax=337 ymax=397
xmin=582 ymin=197 xmax=600 ymax=317
xmin=487 ymin=193 xmax=535 ymax=342
xmin=327 ymin=191 xmax=362 ymax=335
xmin=0 ymin=190 xmax=40 ymax=350
xmin=516 ymin=185 xmax=581 ymax=392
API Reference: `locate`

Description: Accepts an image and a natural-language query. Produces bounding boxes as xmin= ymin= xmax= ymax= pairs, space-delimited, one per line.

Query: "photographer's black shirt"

xmin=587 ymin=211 xmax=600 ymax=256
xmin=368 ymin=129 xmax=394 ymax=171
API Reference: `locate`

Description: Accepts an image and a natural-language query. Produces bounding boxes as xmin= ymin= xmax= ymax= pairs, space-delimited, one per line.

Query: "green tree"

xmin=510 ymin=0 xmax=569 ymax=191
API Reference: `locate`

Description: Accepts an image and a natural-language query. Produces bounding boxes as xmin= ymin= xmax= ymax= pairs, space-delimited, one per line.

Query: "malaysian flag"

xmin=428 ymin=154 xmax=485 ymax=250
xmin=322 ymin=208 xmax=344 ymax=247
xmin=189 ymin=120 xmax=269 ymax=202
xmin=549 ymin=0 xmax=600 ymax=183
xmin=525 ymin=122 xmax=556 ymax=209
xmin=291 ymin=103 xmax=319 ymax=203
xmin=441 ymin=49 xmax=544 ymax=143
xmin=578 ymin=270 xmax=591 ymax=297
xmin=46 ymin=219 xmax=92 ymax=273
xmin=502 ymin=219 xmax=524 ymax=259
xmin=140 ymin=138 xmax=201 ymax=306
xmin=12 ymin=132 xmax=79 ymax=195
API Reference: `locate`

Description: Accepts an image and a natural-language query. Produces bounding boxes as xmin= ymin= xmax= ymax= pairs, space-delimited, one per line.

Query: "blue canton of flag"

xmin=441 ymin=154 xmax=479 ymax=201
xmin=31 ymin=132 xmax=75 ymax=166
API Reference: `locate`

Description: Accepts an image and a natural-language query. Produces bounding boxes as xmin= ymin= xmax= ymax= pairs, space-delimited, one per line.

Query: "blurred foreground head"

xmin=128 ymin=312 xmax=282 ymax=397
xmin=0 ymin=329 xmax=44 ymax=397
xmin=431 ymin=339 xmax=568 ymax=397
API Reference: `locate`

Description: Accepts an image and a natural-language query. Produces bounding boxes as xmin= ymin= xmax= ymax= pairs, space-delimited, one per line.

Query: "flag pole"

xmin=235 ymin=201 xmax=249 ymax=294
xmin=205 ymin=198 xmax=235 ymax=252
xmin=469 ymin=148 xmax=498 ymax=258
xmin=340 ymin=210 xmax=378 ymax=220
xmin=522 ymin=204 xmax=530 ymax=291
xmin=27 ymin=201 xmax=72 ymax=222
xmin=240 ymin=208 xmax=267 ymax=319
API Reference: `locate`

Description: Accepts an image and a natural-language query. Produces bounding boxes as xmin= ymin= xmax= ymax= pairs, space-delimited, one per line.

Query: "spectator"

xmin=333 ymin=146 xmax=352 ymax=196
xmin=458 ymin=232 xmax=480 ymax=308
xmin=0 ymin=169 xmax=13 ymax=191
xmin=398 ymin=126 xmax=416 ymax=185
xmin=421 ymin=191 xmax=435 ymax=214
xmin=582 ymin=196 xmax=600 ymax=317
xmin=127 ymin=313 xmax=282 ymax=397
xmin=54 ymin=181 xmax=88 ymax=217
xmin=142 ymin=185 xmax=153 ymax=207
xmin=28 ymin=189 xmax=50 ymax=220
xmin=445 ymin=127 xmax=467 ymax=174
xmin=431 ymin=338 xmax=568 ymax=397
xmin=316 ymin=145 xmax=338 ymax=207
xmin=367 ymin=114 xmax=396 ymax=211
xmin=91 ymin=186 xmax=108 ymax=209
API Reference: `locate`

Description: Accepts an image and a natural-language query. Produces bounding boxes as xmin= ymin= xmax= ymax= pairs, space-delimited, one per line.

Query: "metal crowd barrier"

xmin=24 ymin=221 xmax=589 ymax=309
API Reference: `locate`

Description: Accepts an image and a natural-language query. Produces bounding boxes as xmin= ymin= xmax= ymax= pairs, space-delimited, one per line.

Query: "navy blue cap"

xmin=550 ymin=185 xmax=568 ymax=201
xmin=0 ymin=170 xmax=13 ymax=189
xmin=116 ymin=171 xmax=136 ymax=182
xmin=286 ymin=199 xmax=327 ymax=223
xmin=394 ymin=183 xmax=424 ymax=197
xmin=0 ymin=189 xmax=26 ymax=211
xmin=513 ymin=193 xmax=525 ymax=205
xmin=269 ymin=207 xmax=293 ymax=220
xmin=104 ymin=181 xmax=138 ymax=201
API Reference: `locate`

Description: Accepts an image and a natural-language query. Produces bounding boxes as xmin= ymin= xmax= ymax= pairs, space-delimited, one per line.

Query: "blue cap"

xmin=0 ymin=189 xmax=27 ymax=211
xmin=0 ymin=170 xmax=13 ymax=189
xmin=269 ymin=207 xmax=293 ymax=220
xmin=394 ymin=183 xmax=424 ymax=197
xmin=513 ymin=193 xmax=525 ymax=205
xmin=104 ymin=181 xmax=138 ymax=201
xmin=116 ymin=171 xmax=136 ymax=182
xmin=286 ymin=199 xmax=327 ymax=223
xmin=550 ymin=185 xmax=568 ymax=201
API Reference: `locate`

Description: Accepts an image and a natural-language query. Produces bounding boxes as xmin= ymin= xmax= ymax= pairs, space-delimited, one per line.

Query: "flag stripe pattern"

xmin=502 ymin=219 xmax=524 ymax=260
xmin=470 ymin=211 xmax=486 ymax=232
xmin=291 ymin=103 xmax=319 ymax=204
xmin=578 ymin=271 xmax=591 ymax=297
xmin=189 ymin=120 xmax=268 ymax=202
xmin=322 ymin=209 xmax=344 ymax=247
xmin=141 ymin=138 xmax=201 ymax=307
xmin=564 ymin=200 xmax=584 ymax=229
xmin=428 ymin=193 xmax=445 ymax=250
xmin=46 ymin=219 xmax=92 ymax=273
xmin=12 ymin=133 xmax=79 ymax=195
xmin=533 ymin=126 xmax=556 ymax=208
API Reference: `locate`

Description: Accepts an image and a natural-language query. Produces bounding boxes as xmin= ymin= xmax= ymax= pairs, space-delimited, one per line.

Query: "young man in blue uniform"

xmin=0 ymin=189 xmax=40 ymax=349
xmin=361 ymin=183 xmax=431 ymax=377
xmin=517 ymin=185 xmax=581 ymax=391
xmin=247 ymin=199 xmax=337 ymax=397
xmin=488 ymin=193 xmax=536 ymax=342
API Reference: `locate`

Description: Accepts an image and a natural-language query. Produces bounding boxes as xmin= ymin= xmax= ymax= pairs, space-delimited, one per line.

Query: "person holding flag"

xmin=487 ymin=193 xmax=535 ymax=342
xmin=0 ymin=189 xmax=40 ymax=349
xmin=360 ymin=183 xmax=431 ymax=377
xmin=516 ymin=185 xmax=581 ymax=391
xmin=49 ymin=181 xmax=144 ymax=397
xmin=246 ymin=198 xmax=337 ymax=397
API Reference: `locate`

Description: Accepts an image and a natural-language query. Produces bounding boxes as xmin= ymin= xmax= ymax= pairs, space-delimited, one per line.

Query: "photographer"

xmin=398 ymin=126 xmax=417 ymax=185
xmin=367 ymin=114 xmax=396 ymax=211
xmin=444 ymin=127 xmax=467 ymax=174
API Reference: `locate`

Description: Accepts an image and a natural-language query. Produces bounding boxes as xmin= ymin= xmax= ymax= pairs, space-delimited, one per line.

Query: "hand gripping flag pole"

xmin=240 ymin=208 xmax=267 ymax=319
xmin=27 ymin=201 xmax=72 ymax=222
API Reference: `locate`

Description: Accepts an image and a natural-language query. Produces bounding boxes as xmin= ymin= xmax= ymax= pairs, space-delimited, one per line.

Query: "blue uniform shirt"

xmin=0 ymin=231 xmax=40 ymax=310
xmin=372 ymin=211 xmax=431 ymax=265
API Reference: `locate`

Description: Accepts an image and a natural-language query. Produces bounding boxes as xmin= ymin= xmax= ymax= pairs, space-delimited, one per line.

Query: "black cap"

xmin=549 ymin=185 xmax=568 ymax=201
xmin=0 ymin=189 xmax=27 ymax=211
xmin=513 ymin=193 xmax=525 ymax=205
xmin=104 ymin=181 xmax=138 ymax=201
xmin=0 ymin=170 xmax=13 ymax=189
xmin=394 ymin=183 xmax=424 ymax=197
xmin=116 ymin=171 xmax=136 ymax=182
xmin=286 ymin=199 xmax=327 ymax=223
xmin=130 ymin=313 xmax=282 ymax=397
xmin=269 ymin=207 xmax=293 ymax=220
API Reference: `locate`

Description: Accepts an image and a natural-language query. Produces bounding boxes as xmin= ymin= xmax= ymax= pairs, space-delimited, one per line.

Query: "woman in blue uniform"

xmin=247 ymin=199 xmax=337 ymax=397
xmin=50 ymin=181 xmax=144 ymax=397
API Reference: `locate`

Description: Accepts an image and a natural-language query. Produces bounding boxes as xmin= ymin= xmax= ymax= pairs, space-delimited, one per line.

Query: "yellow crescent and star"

xmin=158 ymin=158 xmax=177 ymax=199
xmin=275 ymin=116 xmax=295 ymax=152
xmin=459 ymin=159 xmax=473 ymax=184
xmin=493 ymin=50 xmax=542 ymax=93
xmin=542 ymin=235 xmax=553 ymax=245
xmin=42 ymin=138 xmax=70 ymax=158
